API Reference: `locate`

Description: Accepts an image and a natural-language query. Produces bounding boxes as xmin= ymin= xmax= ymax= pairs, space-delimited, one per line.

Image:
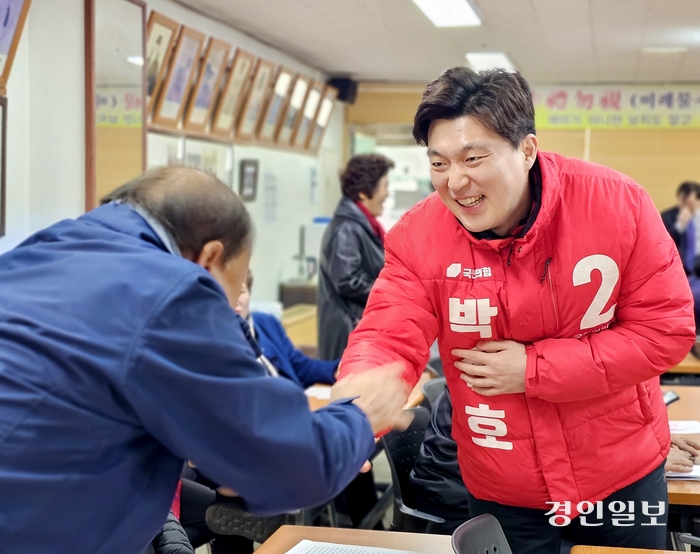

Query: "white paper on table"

xmin=305 ymin=386 xmax=331 ymax=400
xmin=665 ymin=465 xmax=700 ymax=480
xmin=285 ymin=540 xmax=422 ymax=554
xmin=669 ymin=420 xmax=700 ymax=434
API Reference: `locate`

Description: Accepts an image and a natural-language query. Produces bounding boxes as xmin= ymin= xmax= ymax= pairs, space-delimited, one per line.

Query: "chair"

xmin=422 ymin=376 xmax=447 ymax=409
xmin=380 ymin=406 xmax=446 ymax=533
xmin=451 ymin=514 xmax=512 ymax=554
xmin=428 ymin=357 xmax=444 ymax=377
xmin=205 ymin=499 xmax=336 ymax=543
xmin=678 ymin=532 xmax=700 ymax=550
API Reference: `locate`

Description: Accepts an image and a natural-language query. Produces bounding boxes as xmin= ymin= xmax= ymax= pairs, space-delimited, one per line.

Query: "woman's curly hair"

xmin=340 ymin=154 xmax=394 ymax=201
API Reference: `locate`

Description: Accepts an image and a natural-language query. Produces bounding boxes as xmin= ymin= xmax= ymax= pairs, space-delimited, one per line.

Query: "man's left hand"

xmin=453 ymin=340 xmax=527 ymax=396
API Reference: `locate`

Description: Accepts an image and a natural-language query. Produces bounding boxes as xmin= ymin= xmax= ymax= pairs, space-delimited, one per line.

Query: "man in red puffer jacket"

xmin=338 ymin=67 xmax=695 ymax=554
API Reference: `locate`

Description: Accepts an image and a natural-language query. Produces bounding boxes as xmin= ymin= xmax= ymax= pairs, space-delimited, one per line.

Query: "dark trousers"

xmin=335 ymin=470 xmax=383 ymax=529
xmin=180 ymin=478 xmax=254 ymax=554
xmin=467 ymin=462 xmax=668 ymax=554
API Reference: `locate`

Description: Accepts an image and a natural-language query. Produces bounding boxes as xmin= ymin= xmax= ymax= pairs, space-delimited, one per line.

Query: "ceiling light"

xmin=465 ymin=52 xmax=516 ymax=72
xmin=412 ymin=0 xmax=481 ymax=27
xmin=126 ymin=56 xmax=144 ymax=66
xmin=641 ymin=46 xmax=688 ymax=55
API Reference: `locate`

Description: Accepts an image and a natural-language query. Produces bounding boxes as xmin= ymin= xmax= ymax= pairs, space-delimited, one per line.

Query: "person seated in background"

xmin=181 ymin=272 xmax=339 ymax=553
xmin=411 ymin=391 xmax=700 ymax=536
xmin=0 ymin=166 xmax=410 ymax=554
xmin=235 ymin=270 xmax=339 ymax=387
xmin=661 ymin=181 xmax=700 ymax=272
xmin=661 ymin=181 xmax=700 ymax=351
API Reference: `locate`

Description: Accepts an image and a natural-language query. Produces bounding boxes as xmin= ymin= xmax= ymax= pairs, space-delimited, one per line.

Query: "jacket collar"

xmin=334 ymin=196 xmax=384 ymax=247
xmin=79 ymin=202 xmax=175 ymax=255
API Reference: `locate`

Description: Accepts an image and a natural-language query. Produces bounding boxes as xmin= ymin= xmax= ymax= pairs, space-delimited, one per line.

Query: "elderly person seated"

xmin=181 ymin=271 xmax=340 ymax=553
xmin=235 ymin=270 xmax=339 ymax=387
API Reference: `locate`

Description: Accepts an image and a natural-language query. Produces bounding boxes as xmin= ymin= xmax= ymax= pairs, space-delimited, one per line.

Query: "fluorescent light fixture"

xmin=641 ymin=46 xmax=688 ymax=54
xmin=465 ymin=52 xmax=516 ymax=72
xmin=412 ymin=0 xmax=481 ymax=27
xmin=126 ymin=56 xmax=144 ymax=66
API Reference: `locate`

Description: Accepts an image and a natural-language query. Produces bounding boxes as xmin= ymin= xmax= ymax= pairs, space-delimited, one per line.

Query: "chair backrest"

xmin=380 ymin=406 xmax=432 ymax=509
xmin=421 ymin=376 xmax=447 ymax=409
xmin=451 ymin=514 xmax=512 ymax=554
xmin=427 ymin=357 xmax=444 ymax=376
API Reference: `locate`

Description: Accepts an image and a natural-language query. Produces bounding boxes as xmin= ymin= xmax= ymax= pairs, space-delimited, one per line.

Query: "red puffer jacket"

xmin=340 ymin=151 xmax=695 ymax=513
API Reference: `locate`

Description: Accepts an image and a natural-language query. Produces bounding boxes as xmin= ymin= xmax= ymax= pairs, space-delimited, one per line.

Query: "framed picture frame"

xmin=257 ymin=66 xmax=294 ymax=144
xmin=210 ymin=49 xmax=255 ymax=139
xmin=306 ymin=85 xmax=338 ymax=153
xmin=292 ymin=80 xmax=323 ymax=149
xmin=183 ymin=37 xmax=231 ymax=133
xmin=145 ymin=11 xmax=179 ymax=118
xmin=276 ymin=74 xmax=310 ymax=147
xmin=0 ymin=0 xmax=32 ymax=93
xmin=235 ymin=58 xmax=275 ymax=142
xmin=238 ymin=159 xmax=259 ymax=201
xmin=152 ymin=25 xmax=206 ymax=129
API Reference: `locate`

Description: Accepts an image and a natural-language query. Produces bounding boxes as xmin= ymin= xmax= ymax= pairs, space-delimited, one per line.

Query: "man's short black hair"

xmin=102 ymin=166 xmax=253 ymax=262
xmin=676 ymin=181 xmax=700 ymax=200
xmin=341 ymin=154 xmax=394 ymax=201
xmin=413 ymin=66 xmax=536 ymax=149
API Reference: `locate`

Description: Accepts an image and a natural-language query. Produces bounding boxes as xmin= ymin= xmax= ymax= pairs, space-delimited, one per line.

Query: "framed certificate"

xmin=238 ymin=159 xmax=259 ymax=201
xmin=257 ymin=66 xmax=294 ymax=144
xmin=210 ymin=49 xmax=255 ymax=139
xmin=152 ymin=25 xmax=205 ymax=128
xmin=292 ymin=80 xmax=323 ymax=149
xmin=235 ymin=58 xmax=275 ymax=141
xmin=145 ymin=11 xmax=179 ymax=117
xmin=183 ymin=37 xmax=231 ymax=132
xmin=276 ymin=74 xmax=310 ymax=147
xmin=0 ymin=96 xmax=5 ymax=236
xmin=306 ymin=85 xmax=338 ymax=153
xmin=0 ymin=0 xmax=32 ymax=93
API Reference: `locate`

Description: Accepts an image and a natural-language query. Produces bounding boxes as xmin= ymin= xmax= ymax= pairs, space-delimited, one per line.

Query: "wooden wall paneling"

xmin=536 ymin=129 xmax=586 ymax=160
xmin=589 ymin=129 xmax=700 ymax=210
xmin=346 ymin=85 xmax=424 ymax=124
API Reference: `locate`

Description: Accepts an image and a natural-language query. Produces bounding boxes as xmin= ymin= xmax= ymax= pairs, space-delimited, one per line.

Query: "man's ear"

xmin=195 ymin=240 xmax=225 ymax=272
xmin=521 ymin=134 xmax=538 ymax=169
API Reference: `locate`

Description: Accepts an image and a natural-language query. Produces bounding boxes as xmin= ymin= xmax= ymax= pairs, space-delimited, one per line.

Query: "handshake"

xmin=330 ymin=362 xmax=415 ymax=435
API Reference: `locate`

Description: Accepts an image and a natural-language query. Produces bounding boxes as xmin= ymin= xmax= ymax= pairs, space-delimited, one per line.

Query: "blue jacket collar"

xmin=80 ymin=202 xmax=178 ymax=255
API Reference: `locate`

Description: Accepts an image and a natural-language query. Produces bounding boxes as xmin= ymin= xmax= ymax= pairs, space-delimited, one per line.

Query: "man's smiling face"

xmin=427 ymin=115 xmax=537 ymax=236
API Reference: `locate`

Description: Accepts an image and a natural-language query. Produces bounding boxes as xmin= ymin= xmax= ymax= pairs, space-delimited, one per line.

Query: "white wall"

xmin=1 ymin=0 xmax=85 ymax=254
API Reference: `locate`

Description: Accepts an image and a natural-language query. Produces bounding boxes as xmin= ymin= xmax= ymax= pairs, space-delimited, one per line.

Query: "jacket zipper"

xmin=547 ymin=263 xmax=561 ymax=332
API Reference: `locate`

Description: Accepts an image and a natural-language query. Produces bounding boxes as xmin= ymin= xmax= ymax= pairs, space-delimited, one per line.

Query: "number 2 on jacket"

xmin=573 ymin=255 xmax=620 ymax=330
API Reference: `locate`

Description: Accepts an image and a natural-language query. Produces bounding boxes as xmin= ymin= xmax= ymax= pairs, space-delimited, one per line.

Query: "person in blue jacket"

xmin=0 ymin=166 xmax=408 ymax=554
xmin=235 ymin=270 xmax=339 ymax=387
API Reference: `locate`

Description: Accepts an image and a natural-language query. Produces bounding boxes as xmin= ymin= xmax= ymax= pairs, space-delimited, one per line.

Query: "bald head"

xmin=102 ymin=166 xmax=252 ymax=261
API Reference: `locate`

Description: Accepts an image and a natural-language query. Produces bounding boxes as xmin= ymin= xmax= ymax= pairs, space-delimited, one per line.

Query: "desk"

xmin=667 ymin=353 xmax=700 ymax=375
xmin=257 ymin=525 xmax=452 ymax=554
xmin=662 ymin=385 xmax=700 ymax=507
xmin=571 ymin=546 xmax=675 ymax=554
xmin=282 ymin=304 xmax=318 ymax=347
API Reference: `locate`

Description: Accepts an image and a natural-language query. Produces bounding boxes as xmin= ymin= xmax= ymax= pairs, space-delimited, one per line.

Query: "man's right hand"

xmin=331 ymin=362 xmax=413 ymax=435
xmin=677 ymin=206 xmax=694 ymax=230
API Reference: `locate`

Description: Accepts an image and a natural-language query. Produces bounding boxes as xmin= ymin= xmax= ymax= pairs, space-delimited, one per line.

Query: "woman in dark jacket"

xmin=318 ymin=153 xmax=394 ymax=361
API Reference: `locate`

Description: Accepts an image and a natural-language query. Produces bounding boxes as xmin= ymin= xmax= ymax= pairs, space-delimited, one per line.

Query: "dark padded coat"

xmin=143 ymin=511 xmax=194 ymax=554
xmin=317 ymin=197 xmax=385 ymax=360
xmin=410 ymin=389 xmax=470 ymax=534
